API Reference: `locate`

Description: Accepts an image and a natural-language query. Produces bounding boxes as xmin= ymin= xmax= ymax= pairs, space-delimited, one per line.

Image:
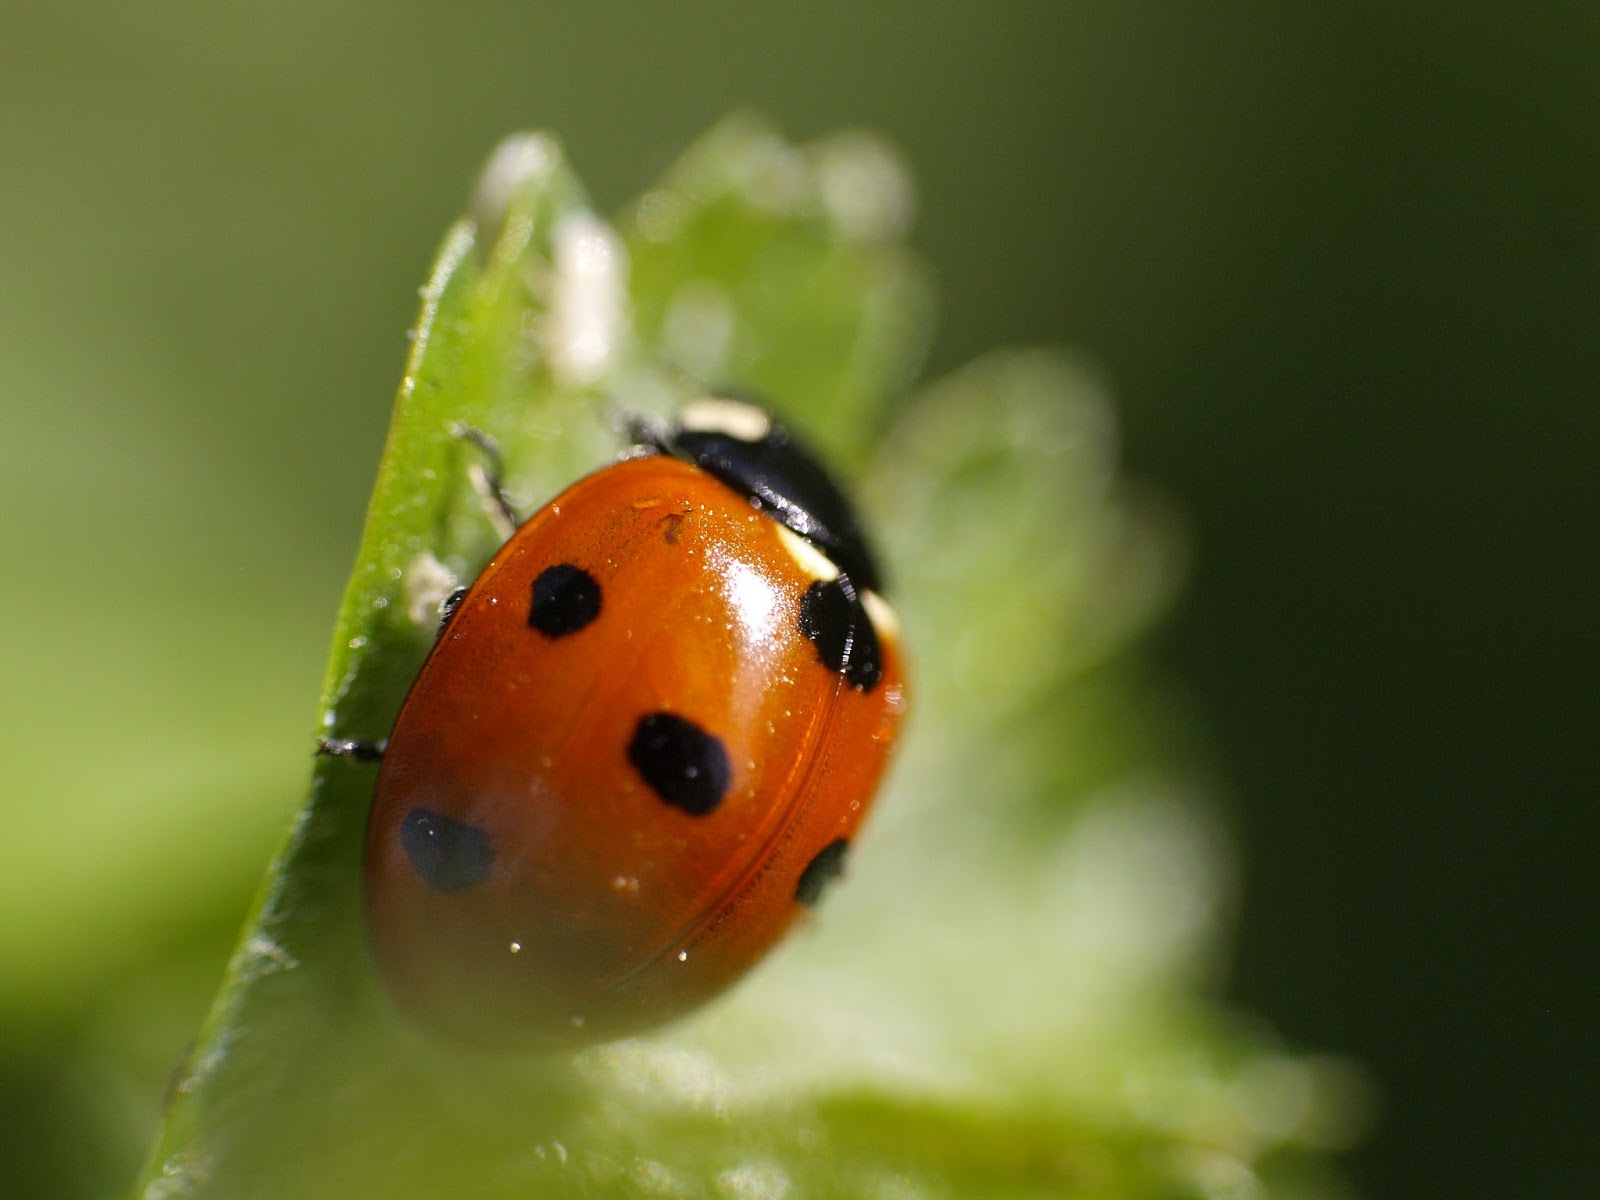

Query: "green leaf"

xmin=135 ymin=133 xmax=621 ymax=1200
xmin=136 ymin=124 xmax=1356 ymax=1200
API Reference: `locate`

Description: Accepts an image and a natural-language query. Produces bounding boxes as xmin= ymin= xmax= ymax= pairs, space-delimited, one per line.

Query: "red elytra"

xmin=363 ymin=451 xmax=906 ymax=1046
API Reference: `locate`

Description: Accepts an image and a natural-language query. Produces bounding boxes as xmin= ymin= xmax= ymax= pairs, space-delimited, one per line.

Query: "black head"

xmin=652 ymin=397 xmax=883 ymax=593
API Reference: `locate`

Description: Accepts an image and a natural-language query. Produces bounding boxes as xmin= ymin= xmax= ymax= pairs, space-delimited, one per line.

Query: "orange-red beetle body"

xmin=362 ymin=402 xmax=906 ymax=1046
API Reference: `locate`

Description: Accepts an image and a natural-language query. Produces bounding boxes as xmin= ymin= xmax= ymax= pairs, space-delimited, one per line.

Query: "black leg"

xmin=449 ymin=422 xmax=519 ymax=539
xmin=622 ymin=409 xmax=670 ymax=454
xmin=434 ymin=585 xmax=470 ymax=638
xmin=316 ymin=736 xmax=388 ymax=763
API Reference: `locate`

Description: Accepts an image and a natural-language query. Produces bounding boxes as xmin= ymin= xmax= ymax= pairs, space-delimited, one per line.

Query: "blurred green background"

xmin=1 ymin=3 xmax=1589 ymax=1197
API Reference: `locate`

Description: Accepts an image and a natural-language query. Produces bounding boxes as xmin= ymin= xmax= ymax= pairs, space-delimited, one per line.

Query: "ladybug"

xmin=354 ymin=397 xmax=906 ymax=1046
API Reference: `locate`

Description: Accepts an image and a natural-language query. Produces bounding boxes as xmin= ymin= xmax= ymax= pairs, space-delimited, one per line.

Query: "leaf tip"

xmin=472 ymin=132 xmax=567 ymax=253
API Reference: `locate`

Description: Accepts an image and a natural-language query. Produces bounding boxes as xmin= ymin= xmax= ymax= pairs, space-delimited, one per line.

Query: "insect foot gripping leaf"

xmin=135 ymin=120 xmax=1361 ymax=1200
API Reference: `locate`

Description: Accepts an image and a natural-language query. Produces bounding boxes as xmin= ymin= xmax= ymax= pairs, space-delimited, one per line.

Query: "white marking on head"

xmin=678 ymin=396 xmax=771 ymax=443
xmin=774 ymin=527 xmax=840 ymax=582
xmin=861 ymin=589 xmax=902 ymax=643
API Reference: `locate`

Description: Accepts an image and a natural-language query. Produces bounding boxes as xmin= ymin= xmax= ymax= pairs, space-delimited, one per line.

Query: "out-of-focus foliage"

xmin=129 ymin=121 xmax=1356 ymax=1200
xmin=5 ymin=7 xmax=1589 ymax=1198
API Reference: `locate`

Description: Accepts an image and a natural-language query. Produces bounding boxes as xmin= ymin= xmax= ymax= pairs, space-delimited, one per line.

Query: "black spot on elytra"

xmin=797 ymin=577 xmax=882 ymax=691
xmin=400 ymin=809 xmax=493 ymax=892
xmin=628 ymin=713 xmax=731 ymax=816
xmin=796 ymin=838 xmax=850 ymax=907
xmin=529 ymin=563 xmax=601 ymax=637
